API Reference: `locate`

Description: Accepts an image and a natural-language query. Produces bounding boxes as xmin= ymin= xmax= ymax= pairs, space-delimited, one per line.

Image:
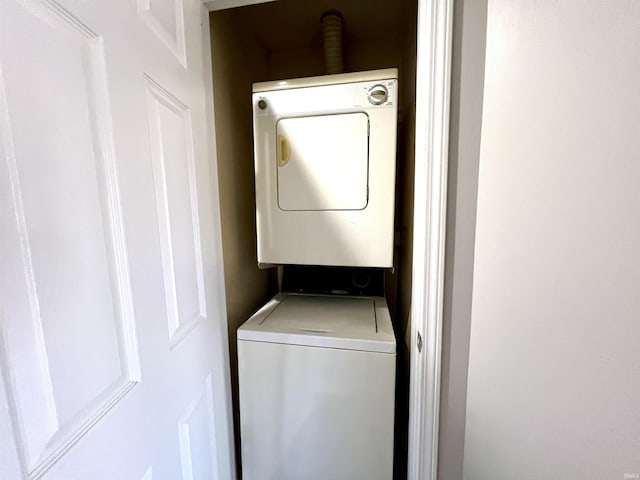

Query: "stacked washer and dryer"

xmin=238 ymin=68 xmax=399 ymax=480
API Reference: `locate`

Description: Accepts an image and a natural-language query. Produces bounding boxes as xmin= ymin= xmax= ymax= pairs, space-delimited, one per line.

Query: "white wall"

xmin=438 ymin=0 xmax=487 ymax=478
xmin=464 ymin=1 xmax=640 ymax=478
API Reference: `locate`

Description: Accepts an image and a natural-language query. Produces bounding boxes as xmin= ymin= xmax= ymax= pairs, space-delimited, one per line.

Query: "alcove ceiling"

xmin=223 ymin=0 xmax=417 ymax=51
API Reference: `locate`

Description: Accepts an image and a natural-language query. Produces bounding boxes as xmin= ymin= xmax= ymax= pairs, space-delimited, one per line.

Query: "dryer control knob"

xmin=368 ymin=85 xmax=389 ymax=105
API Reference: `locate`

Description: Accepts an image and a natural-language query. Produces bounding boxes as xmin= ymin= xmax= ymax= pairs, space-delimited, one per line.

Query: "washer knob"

xmin=368 ymin=85 xmax=389 ymax=105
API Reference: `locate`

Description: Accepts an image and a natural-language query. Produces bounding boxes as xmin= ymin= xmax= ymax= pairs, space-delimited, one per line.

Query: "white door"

xmin=0 ymin=1 xmax=234 ymax=479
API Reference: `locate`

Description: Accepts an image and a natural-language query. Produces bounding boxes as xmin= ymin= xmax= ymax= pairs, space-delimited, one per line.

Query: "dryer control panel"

xmin=253 ymin=74 xmax=397 ymax=117
xmin=356 ymin=80 xmax=396 ymax=108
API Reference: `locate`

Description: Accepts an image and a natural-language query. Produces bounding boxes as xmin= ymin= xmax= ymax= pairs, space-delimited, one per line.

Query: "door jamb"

xmin=408 ymin=0 xmax=454 ymax=479
xmin=200 ymin=6 xmax=238 ymax=480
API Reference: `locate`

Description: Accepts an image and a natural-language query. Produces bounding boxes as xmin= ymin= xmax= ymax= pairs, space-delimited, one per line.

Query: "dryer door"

xmin=276 ymin=112 xmax=369 ymax=211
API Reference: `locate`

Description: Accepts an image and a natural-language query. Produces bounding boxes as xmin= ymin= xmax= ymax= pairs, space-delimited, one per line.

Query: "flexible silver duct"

xmin=321 ymin=10 xmax=344 ymax=74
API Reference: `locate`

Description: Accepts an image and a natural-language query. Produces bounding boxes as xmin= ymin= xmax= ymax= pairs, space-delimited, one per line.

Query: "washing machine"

xmin=252 ymin=68 xmax=398 ymax=268
xmin=237 ymin=271 xmax=396 ymax=480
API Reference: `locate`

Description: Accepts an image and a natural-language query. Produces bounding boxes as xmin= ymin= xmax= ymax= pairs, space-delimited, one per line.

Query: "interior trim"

xmin=407 ymin=0 xmax=454 ymax=479
xmin=202 ymin=0 xmax=276 ymax=12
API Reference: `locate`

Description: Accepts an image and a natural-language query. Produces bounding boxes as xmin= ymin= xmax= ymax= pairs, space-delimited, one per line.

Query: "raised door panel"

xmin=178 ymin=374 xmax=218 ymax=480
xmin=144 ymin=76 xmax=207 ymax=349
xmin=137 ymin=0 xmax=187 ymax=66
xmin=0 ymin=1 xmax=139 ymax=477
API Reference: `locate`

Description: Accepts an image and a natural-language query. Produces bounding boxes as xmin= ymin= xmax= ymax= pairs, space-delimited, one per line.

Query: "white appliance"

xmin=237 ymin=293 xmax=396 ymax=480
xmin=252 ymin=69 xmax=398 ymax=268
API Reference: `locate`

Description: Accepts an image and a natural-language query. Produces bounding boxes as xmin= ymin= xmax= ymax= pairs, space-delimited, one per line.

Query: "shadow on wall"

xmin=438 ymin=0 xmax=487 ymax=479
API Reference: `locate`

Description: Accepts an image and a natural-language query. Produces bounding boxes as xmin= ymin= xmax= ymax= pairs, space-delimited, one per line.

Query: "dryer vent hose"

xmin=321 ymin=10 xmax=344 ymax=74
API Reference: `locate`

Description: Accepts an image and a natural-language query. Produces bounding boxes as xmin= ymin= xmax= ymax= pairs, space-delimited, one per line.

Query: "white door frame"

xmin=199 ymin=1 xmax=455 ymax=479
xmin=407 ymin=0 xmax=454 ymax=479
xmin=199 ymin=6 xmax=237 ymax=480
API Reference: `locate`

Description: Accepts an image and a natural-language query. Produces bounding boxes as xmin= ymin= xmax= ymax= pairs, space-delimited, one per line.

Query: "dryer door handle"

xmin=277 ymin=135 xmax=291 ymax=167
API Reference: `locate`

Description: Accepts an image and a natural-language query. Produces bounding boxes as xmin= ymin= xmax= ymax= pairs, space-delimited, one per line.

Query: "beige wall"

xmin=438 ymin=0 xmax=487 ymax=478
xmin=269 ymin=37 xmax=404 ymax=79
xmin=210 ymin=10 xmax=278 ymax=472
xmin=464 ymin=1 xmax=640 ymax=478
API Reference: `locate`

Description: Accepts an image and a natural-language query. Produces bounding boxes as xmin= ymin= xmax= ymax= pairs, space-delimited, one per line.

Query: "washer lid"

xmin=237 ymin=294 xmax=396 ymax=353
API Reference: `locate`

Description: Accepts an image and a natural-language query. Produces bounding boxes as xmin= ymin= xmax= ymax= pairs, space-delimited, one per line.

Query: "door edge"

xmin=199 ymin=6 xmax=238 ymax=480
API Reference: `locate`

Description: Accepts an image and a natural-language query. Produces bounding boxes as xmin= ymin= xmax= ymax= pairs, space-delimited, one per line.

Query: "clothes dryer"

xmin=252 ymin=69 xmax=398 ymax=267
